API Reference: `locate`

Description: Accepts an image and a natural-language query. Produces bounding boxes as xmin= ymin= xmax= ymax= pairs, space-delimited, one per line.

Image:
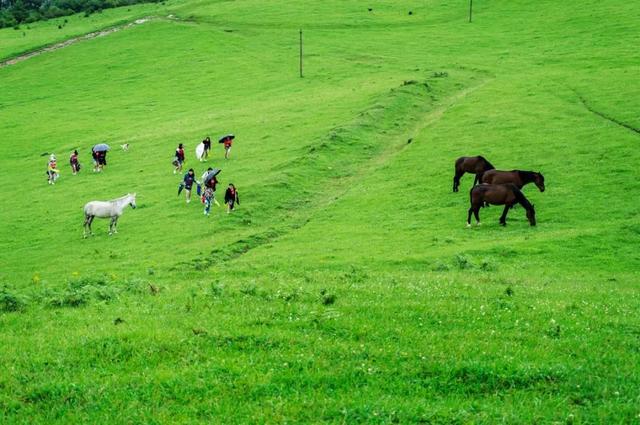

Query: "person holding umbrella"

xmin=202 ymin=167 xmax=221 ymax=216
xmin=219 ymin=134 xmax=235 ymax=159
xmin=92 ymin=143 xmax=110 ymax=172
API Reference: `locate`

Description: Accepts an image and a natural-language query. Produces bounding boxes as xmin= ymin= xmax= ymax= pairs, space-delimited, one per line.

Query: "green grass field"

xmin=1 ymin=0 xmax=639 ymax=422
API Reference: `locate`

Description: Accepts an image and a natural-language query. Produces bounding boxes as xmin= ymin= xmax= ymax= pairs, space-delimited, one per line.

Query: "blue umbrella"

xmin=93 ymin=143 xmax=110 ymax=152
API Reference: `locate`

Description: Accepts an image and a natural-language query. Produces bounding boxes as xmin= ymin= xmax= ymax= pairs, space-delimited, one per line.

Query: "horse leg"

xmin=113 ymin=216 xmax=119 ymax=234
xmin=474 ymin=207 xmax=481 ymax=225
xmin=109 ymin=217 xmax=115 ymax=235
xmin=499 ymin=205 xmax=510 ymax=226
xmin=87 ymin=215 xmax=96 ymax=236
xmin=467 ymin=207 xmax=473 ymax=227
xmin=453 ymin=171 xmax=462 ymax=192
xmin=83 ymin=215 xmax=90 ymax=238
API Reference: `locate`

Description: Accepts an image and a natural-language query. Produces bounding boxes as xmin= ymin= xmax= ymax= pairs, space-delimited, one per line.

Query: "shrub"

xmin=0 ymin=286 xmax=28 ymax=312
xmin=454 ymin=254 xmax=474 ymax=270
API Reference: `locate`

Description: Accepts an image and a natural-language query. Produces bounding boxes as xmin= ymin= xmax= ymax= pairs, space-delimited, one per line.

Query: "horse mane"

xmin=517 ymin=170 xmax=536 ymax=183
xmin=512 ymin=186 xmax=533 ymax=210
xmin=478 ymin=156 xmax=495 ymax=170
xmin=113 ymin=193 xmax=133 ymax=201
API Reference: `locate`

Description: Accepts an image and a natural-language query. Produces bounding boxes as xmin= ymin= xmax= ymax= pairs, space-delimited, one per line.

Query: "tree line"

xmin=0 ymin=0 xmax=159 ymax=29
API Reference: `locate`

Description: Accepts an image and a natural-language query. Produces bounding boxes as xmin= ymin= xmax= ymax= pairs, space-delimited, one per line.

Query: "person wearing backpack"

xmin=69 ymin=150 xmax=80 ymax=175
xmin=173 ymin=143 xmax=185 ymax=174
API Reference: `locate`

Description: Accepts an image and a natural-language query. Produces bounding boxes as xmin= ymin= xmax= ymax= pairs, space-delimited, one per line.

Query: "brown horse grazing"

xmin=482 ymin=170 xmax=545 ymax=192
xmin=467 ymin=183 xmax=536 ymax=227
xmin=453 ymin=155 xmax=495 ymax=192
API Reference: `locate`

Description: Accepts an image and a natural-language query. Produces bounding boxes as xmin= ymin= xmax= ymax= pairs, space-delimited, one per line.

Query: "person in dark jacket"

xmin=174 ymin=143 xmax=185 ymax=174
xmin=178 ymin=168 xmax=200 ymax=203
xmin=224 ymin=183 xmax=240 ymax=214
xmin=202 ymin=136 xmax=211 ymax=160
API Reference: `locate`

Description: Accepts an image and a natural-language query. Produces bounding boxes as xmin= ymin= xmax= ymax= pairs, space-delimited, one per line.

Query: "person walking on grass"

xmin=91 ymin=149 xmax=99 ymax=172
xmin=47 ymin=154 xmax=60 ymax=185
xmin=224 ymin=183 xmax=240 ymax=214
xmin=178 ymin=168 xmax=200 ymax=203
xmin=223 ymin=137 xmax=233 ymax=159
xmin=202 ymin=186 xmax=220 ymax=216
xmin=93 ymin=150 xmax=107 ymax=172
xmin=202 ymin=136 xmax=211 ymax=161
xmin=201 ymin=167 xmax=213 ymax=185
xmin=173 ymin=143 xmax=185 ymax=174
xmin=69 ymin=150 xmax=80 ymax=175
xmin=219 ymin=134 xmax=234 ymax=159
xmin=201 ymin=167 xmax=221 ymax=216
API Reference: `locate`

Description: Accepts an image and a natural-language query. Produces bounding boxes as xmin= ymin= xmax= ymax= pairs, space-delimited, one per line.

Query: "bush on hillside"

xmin=0 ymin=0 xmax=161 ymax=29
xmin=0 ymin=285 xmax=28 ymax=312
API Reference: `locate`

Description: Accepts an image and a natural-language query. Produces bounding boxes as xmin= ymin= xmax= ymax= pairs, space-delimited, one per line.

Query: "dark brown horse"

xmin=482 ymin=170 xmax=545 ymax=192
xmin=453 ymin=155 xmax=495 ymax=192
xmin=467 ymin=183 xmax=536 ymax=227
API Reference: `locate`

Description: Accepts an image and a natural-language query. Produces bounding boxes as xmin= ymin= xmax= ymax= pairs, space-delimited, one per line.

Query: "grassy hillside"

xmin=0 ymin=0 xmax=639 ymax=422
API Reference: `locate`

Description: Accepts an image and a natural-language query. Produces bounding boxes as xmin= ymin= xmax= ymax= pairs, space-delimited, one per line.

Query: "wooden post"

xmin=469 ymin=0 xmax=473 ymax=23
xmin=299 ymin=29 xmax=303 ymax=78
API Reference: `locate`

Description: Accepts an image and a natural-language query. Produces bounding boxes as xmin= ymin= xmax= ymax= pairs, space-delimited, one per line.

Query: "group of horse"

xmin=80 ymin=156 xmax=543 ymax=237
xmin=453 ymin=156 xmax=545 ymax=227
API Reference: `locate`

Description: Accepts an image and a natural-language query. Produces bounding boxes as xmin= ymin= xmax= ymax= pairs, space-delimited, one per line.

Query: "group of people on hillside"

xmin=175 ymin=135 xmax=240 ymax=216
xmin=173 ymin=135 xmax=234 ymax=173
xmin=46 ymin=145 xmax=109 ymax=184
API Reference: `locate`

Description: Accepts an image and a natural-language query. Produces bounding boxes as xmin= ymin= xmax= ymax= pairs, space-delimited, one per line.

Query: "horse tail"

xmin=512 ymin=186 xmax=532 ymax=210
xmin=469 ymin=184 xmax=481 ymax=206
xmin=478 ymin=155 xmax=495 ymax=170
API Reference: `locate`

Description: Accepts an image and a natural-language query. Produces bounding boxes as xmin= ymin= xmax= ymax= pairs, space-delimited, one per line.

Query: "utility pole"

xmin=299 ymin=29 xmax=303 ymax=78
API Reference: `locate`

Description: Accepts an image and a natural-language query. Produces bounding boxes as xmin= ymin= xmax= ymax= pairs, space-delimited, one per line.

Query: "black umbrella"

xmin=203 ymin=168 xmax=221 ymax=185
xmin=218 ymin=134 xmax=235 ymax=144
xmin=93 ymin=143 xmax=110 ymax=152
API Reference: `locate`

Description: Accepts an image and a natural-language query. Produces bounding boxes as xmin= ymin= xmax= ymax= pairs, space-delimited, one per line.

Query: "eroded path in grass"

xmin=0 ymin=17 xmax=152 ymax=68
xmin=184 ymin=69 xmax=491 ymax=270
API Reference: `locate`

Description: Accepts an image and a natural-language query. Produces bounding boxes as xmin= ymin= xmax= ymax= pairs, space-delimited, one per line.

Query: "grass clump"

xmin=0 ymin=285 xmax=28 ymax=312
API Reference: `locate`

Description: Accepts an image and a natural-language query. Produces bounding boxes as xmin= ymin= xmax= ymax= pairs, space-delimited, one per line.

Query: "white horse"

xmin=83 ymin=193 xmax=136 ymax=237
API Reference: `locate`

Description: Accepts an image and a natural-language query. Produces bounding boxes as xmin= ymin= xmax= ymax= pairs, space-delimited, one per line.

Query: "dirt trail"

xmin=0 ymin=17 xmax=152 ymax=68
xmin=573 ymin=89 xmax=640 ymax=136
xmin=184 ymin=76 xmax=491 ymax=269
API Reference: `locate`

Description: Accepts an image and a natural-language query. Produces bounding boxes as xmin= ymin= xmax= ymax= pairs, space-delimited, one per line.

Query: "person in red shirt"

xmin=173 ymin=143 xmax=185 ymax=174
xmin=69 ymin=150 xmax=80 ymax=175
xmin=223 ymin=138 xmax=232 ymax=159
xmin=224 ymin=183 xmax=240 ymax=214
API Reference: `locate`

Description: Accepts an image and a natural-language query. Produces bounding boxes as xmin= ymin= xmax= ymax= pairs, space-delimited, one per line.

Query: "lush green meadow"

xmin=1 ymin=0 xmax=639 ymax=422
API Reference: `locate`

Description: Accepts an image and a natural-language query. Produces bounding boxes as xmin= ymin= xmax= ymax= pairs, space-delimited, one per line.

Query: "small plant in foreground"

xmin=0 ymin=286 xmax=27 ymax=312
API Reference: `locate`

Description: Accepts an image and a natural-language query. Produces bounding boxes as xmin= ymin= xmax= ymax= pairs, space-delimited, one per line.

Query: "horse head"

xmin=534 ymin=172 xmax=545 ymax=192
xmin=526 ymin=204 xmax=536 ymax=226
xmin=129 ymin=193 xmax=137 ymax=209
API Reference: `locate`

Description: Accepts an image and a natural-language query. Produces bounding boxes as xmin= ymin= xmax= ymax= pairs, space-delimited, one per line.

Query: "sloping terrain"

xmin=0 ymin=0 xmax=639 ymax=422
